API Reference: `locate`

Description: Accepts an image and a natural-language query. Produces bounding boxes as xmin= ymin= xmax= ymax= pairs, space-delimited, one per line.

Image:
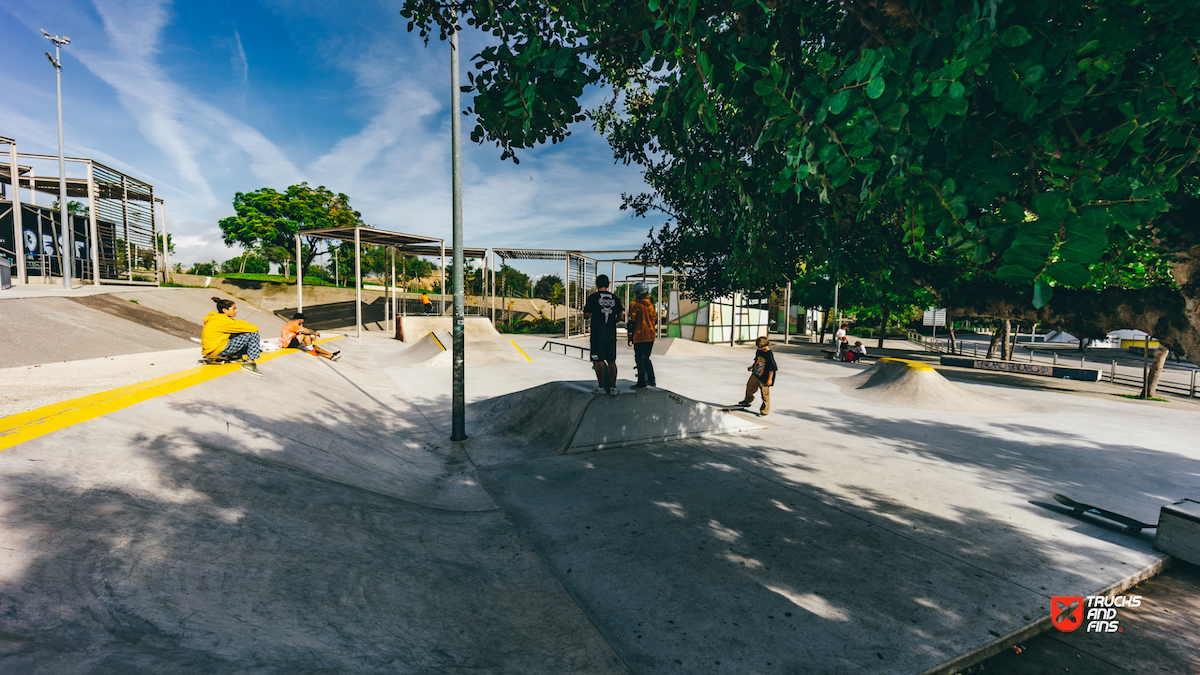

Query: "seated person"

xmin=845 ymin=340 xmax=867 ymax=362
xmin=201 ymin=297 xmax=263 ymax=376
xmin=280 ymin=312 xmax=339 ymax=361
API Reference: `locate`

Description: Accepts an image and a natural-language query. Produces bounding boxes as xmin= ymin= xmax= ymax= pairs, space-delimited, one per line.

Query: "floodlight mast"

xmin=43 ymin=29 xmax=72 ymax=288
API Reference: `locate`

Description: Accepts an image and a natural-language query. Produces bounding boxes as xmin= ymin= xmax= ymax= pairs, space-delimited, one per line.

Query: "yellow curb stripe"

xmin=431 ymin=333 xmax=447 ymax=351
xmin=0 ymin=335 xmax=343 ymax=452
xmin=878 ymin=357 xmax=936 ymax=372
xmin=510 ymin=340 xmax=533 ymax=362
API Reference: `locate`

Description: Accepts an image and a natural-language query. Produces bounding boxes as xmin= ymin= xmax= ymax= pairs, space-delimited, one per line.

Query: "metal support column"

xmin=440 ymin=241 xmax=446 ymax=316
xmin=657 ymin=264 xmax=663 ymax=338
xmin=354 ymin=227 xmax=362 ymax=339
xmin=6 ymin=141 xmax=25 ymax=284
xmin=564 ymin=253 xmax=570 ymax=339
xmin=296 ymin=233 xmax=303 ymax=312
xmin=784 ymin=281 xmax=791 ymax=345
xmin=450 ymin=20 xmax=467 ymax=441
xmin=121 ymin=175 xmax=131 ymax=281
xmin=158 ymin=198 xmax=171 ymax=284
xmin=390 ymin=247 xmax=396 ymax=332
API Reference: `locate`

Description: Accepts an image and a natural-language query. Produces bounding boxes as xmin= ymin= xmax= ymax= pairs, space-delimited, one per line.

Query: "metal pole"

xmin=121 ymin=175 xmax=131 ymax=281
xmin=401 ymin=253 xmax=407 ymax=316
xmin=784 ymin=281 xmax=791 ymax=345
xmin=1142 ymin=334 xmax=1150 ymax=396
xmin=832 ymin=282 xmax=839 ymax=330
xmin=1111 ymin=359 xmax=1117 ymax=384
xmin=1191 ymin=369 xmax=1196 ymax=398
xmin=1053 ymin=352 xmax=1058 ymax=367
xmin=440 ymin=240 xmax=446 ymax=316
xmin=450 ymin=20 xmax=467 ymax=442
xmin=6 ymin=141 xmax=25 ymax=284
xmin=50 ymin=39 xmax=72 ymax=288
xmin=657 ymin=264 xmax=663 ymax=338
xmin=390 ymin=247 xmax=396 ymax=333
xmin=564 ymin=253 xmax=570 ymax=340
xmin=296 ymin=233 xmax=303 ymax=312
xmin=158 ymin=198 xmax=170 ymax=284
xmin=354 ymin=227 xmax=362 ymax=339
xmin=489 ymin=249 xmax=495 ymax=324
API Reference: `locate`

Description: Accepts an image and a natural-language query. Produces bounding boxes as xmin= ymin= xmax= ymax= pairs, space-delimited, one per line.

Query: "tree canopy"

xmin=403 ymin=0 xmax=1200 ymax=361
xmin=218 ymin=182 xmax=366 ymax=278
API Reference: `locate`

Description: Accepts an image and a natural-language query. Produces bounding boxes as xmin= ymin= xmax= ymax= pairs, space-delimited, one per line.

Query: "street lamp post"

xmin=43 ymin=29 xmax=72 ymax=288
xmin=449 ymin=15 xmax=467 ymax=442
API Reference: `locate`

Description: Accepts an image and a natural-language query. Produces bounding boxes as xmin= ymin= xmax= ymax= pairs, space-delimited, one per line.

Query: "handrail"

xmin=541 ymin=340 xmax=589 ymax=360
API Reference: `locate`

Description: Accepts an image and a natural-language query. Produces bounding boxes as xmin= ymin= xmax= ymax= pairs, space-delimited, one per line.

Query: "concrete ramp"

xmin=397 ymin=316 xmax=502 ymax=342
xmin=370 ymin=331 xmax=452 ymax=368
xmin=466 ymin=382 xmax=765 ymax=466
xmin=838 ymin=357 xmax=1022 ymax=413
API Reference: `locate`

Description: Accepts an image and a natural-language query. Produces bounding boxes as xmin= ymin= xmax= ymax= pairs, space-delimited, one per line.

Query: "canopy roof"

xmin=302 ymin=226 xmax=486 ymax=258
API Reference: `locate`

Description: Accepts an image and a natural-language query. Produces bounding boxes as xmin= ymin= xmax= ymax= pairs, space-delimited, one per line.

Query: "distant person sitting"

xmin=280 ymin=312 xmax=340 ymax=361
xmin=421 ymin=292 xmax=433 ymax=314
xmin=201 ymin=297 xmax=263 ymax=376
xmin=845 ymin=341 xmax=867 ymax=363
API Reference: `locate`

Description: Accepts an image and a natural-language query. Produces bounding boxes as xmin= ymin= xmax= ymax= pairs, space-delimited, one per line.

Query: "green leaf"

xmin=866 ymin=77 xmax=885 ymax=99
xmin=948 ymin=81 xmax=965 ymax=98
xmin=1032 ymin=279 xmax=1053 ymax=308
xmin=1000 ymin=201 xmax=1026 ymax=223
xmin=828 ymin=89 xmax=850 ymax=115
xmin=848 ymin=140 xmax=874 ymax=157
xmin=1032 ymin=192 xmax=1068 ymax=221
xmin=1046 ymin=261 xmax=1092 ymax=287
xmin=996 ymin=264 xmax=1036 ymax=283
xmin=1000 ymin=26 xmax=1032 ymax=47
xmin=855 ymin=158 xmax=882 ymax=174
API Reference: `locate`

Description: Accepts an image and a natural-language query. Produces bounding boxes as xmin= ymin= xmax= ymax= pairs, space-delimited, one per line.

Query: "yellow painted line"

xmin=510 ymin=340 xmax=533 ymax=362
xmin=0 ymin=336 xmax=343 ymax=452
xmin=878 ymin=357 xmax=935 ymax=372
xmin=430 ymin=333 xmax=447 ymax=351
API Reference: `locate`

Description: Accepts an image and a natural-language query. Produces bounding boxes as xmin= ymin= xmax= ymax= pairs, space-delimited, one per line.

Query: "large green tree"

xmin=218 ymin=182 xmax=365 ymax=278
xmin=404 ymin=0 xmax=1200 ymax=363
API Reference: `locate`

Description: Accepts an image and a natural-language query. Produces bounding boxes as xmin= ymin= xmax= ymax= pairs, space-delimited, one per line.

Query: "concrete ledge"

xmin=940 ymin=355 xmax=1102 ymax=381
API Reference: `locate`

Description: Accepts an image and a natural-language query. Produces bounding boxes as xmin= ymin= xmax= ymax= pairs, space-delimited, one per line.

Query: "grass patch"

xmin=1115 ymin=393 xmax=1168 ymax=402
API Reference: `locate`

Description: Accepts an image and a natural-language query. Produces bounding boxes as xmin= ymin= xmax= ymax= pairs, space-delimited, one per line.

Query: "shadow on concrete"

xmin=0 ymin=389 xmax=626 ymax=674
xmin=277 ymin=298 xmax=389 ymax=331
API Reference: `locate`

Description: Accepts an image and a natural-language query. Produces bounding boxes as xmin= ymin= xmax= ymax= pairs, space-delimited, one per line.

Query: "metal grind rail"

xmin=914 ymin=334 xmax=1198 ymax=398
xmin=542 ymin=340 xmax=590 ymax=360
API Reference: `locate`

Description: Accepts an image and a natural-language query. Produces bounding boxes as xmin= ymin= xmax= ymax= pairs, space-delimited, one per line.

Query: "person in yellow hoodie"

xmin=627 ymin=283 xmax=658 ymax=389
xmin=201 ymin=297 xmax=263 ymax=376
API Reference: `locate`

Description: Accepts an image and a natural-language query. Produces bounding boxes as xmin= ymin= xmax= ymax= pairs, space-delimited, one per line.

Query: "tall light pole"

xmin=43 ymin=29 xmax=72 ymax=288
xmin=449 ymin=14 xmax=467 ymax=442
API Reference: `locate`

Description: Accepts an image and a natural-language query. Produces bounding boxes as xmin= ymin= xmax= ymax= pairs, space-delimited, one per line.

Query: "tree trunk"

xmin=1142 ymin=346 xmax=1170 ymax=398
xmin=986 ymin=326 xmax=1001 ymax=359
xmin=818 ymin=309 xmax=829 ymax=345
xmin=877 ymin=301 xmax=889 ymax=351
xmin=947 ymin=319 xmax=957 ymax=355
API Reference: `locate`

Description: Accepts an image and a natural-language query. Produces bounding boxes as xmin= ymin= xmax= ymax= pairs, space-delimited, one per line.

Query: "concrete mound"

xmin=838 ymin=358 xmax=1022 ymax=413
xmin=465 ymin=381 xmax=765 ymax=466
xmin=370 ymin=331 xmax=529 ymax=368
xmin=397 ymin=316 xmax=503 ymax=343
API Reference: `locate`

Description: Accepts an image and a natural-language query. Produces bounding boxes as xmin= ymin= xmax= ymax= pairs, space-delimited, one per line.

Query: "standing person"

xmin=280 ymin=312 xmax=340 ymax=361
xmin=201 ymin=297 xmax=263 ymax=376
xmin=583 ymin=274 xmax=624 ymax=395
xmin=737 ymin=336 xmax=778 ymax=416
xmin=421 ymin=291 xmax=433 ymax=315
xmin=627 ymin=282 xmax=657 ymax=389
xmin=835 ymin=323 xmax=849 ymax=357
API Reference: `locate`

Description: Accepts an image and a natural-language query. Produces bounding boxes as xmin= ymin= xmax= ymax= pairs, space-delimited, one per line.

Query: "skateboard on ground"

xmin=198 ymin=357 xmax=231 ymax=366
xmin=720 ymin=403 xmax=764 ymax=416
xmin=1053 ymin=494 xmax=1157 ymax=534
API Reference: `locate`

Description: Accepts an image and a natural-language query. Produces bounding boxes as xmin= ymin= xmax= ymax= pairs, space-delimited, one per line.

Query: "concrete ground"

xmin=0 ymin=321 xmax=1196 ymax=673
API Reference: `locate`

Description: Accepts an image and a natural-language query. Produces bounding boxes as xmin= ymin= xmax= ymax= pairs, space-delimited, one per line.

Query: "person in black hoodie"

xmin=737 ymin=336 xmax=778 ymax=416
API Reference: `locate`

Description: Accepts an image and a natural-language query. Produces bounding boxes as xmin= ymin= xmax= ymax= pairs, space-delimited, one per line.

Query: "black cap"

xmin=293 ymin=312 xmax=306 ymax=320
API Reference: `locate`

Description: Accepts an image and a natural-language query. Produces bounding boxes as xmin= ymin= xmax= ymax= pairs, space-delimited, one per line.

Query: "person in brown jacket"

xmin=627 ymin=283 xmax=658 ymax=389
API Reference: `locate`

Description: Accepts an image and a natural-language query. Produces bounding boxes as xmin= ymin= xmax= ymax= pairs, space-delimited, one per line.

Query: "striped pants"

xmin=219 ymin=332 xmax=261 ymax=361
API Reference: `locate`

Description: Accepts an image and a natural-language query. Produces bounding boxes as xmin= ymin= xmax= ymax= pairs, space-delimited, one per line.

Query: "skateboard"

xmin=720 ymin=404 xmax=764 ymax=416
xmin=1052 ymin=494 xmax=1157 ymax=534
xmin=198 ymin=357 xmax=231 ymax=366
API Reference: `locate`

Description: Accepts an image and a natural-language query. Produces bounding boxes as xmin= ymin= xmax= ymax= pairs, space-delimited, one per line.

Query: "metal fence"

xmin=911 ymin=333 xmax=1198 ymax=398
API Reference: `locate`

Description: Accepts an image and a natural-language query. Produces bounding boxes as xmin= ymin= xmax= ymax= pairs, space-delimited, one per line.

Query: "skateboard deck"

xmin=720 ymin=403 xmax=750 ymax=412
xmin=198 ymin=357 xmax=230 ymax=366
xmin=1053 ymin=494 xmax=1156 ymax=534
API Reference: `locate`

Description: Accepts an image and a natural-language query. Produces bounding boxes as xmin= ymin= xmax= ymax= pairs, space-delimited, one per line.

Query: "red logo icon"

xmin=1051 ymin=596 xmax=1084 ymax=632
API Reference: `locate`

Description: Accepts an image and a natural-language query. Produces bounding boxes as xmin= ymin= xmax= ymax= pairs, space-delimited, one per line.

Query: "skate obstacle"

xmin=465 ymin=382 xmax=765 ymax=466
xmin=839 ymin=358 xmax=1022 ymax=413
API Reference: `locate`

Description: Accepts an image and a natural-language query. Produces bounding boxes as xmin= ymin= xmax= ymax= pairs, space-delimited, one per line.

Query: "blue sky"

xmin=0 ymin=0 xmax=666 ymax=275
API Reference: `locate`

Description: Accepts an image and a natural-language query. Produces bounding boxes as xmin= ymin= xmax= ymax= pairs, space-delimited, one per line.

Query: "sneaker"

xmin=647 ymin=382 xmax=657 ymax=388
xmin=330 ymin=353 xmax=341 ymax=362
xmin=241 ymin=362 xmax=263 ymax=377
xmin=631 ymin=383 xmax=648 ymax=390
xmin=607 ymin=387 xmax=618 ymax=396
xmin=759 ymin=409 xmax=769 ymax=417
xmin=736 ymin=400 xmax=752 ymax=407
xmin=593 ymin=387 xmax=606 ymax=395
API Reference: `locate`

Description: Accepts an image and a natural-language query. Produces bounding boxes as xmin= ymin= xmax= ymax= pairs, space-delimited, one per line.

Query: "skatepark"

xmin=1 ymin=285 xmax=1198 ymax=674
